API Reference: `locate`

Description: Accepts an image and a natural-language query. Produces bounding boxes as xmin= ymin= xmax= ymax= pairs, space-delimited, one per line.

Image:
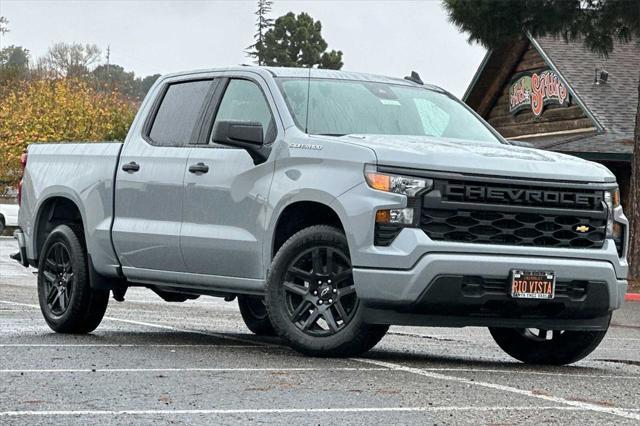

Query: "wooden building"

xmin=464 ymin=35 xmax=638 ymax=209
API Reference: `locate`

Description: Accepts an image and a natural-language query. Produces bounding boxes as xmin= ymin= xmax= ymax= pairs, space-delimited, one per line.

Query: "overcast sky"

xmin=0 ymin=0 xmax=487 ymax=96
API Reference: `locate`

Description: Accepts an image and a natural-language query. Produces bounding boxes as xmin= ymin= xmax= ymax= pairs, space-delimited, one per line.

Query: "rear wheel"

xmin=37 ymin=224 xmax=109 ymax=333
xmin=238 ymin=296 xmax=276 ymax=336
xmin=489 ymin=325 xmax=609 ymax=365
xmin=266 ymin=225 xmax=388 ymax=357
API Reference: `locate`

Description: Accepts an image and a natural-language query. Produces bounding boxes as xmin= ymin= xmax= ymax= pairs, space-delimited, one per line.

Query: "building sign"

xmin=509 ymin=70 xmax=569 ymax=116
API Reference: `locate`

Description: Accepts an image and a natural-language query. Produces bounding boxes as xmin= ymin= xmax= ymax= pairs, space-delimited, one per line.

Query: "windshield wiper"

xmin=315 ymin=133 xmax=348 ymax=137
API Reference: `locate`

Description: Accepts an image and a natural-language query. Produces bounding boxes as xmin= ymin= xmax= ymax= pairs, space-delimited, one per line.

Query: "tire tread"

xmin=266 ymin=225 xmax=387 ymax=357
xmin=38 ymin=224 xmax=108 ymax=334
xmin=489 ymin=325 xmax=609 ymax=365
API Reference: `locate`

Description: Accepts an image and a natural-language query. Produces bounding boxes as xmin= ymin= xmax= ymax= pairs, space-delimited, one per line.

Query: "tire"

xmin=266 ymin=225 xmax=388 ymax=357
xmin=238 ymin=296 xmax=276 ymax=336
xmin=37 ymin=224 xmax=109 ymax=333
xmin=0 ymin=216 xmax=5 ymax=236
xmin=489 ymin=323 xmax=609 ymax=365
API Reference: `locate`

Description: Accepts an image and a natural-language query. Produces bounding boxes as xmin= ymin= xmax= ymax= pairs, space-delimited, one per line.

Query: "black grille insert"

xmin=421 ymin=179 xmax=607 ymax=249
xmin=461 ymin=276 xmax=589 ymax=301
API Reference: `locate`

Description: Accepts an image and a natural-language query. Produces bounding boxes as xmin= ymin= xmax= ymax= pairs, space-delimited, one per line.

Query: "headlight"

xmin=365 ymin=165 xmax=433 ymax=196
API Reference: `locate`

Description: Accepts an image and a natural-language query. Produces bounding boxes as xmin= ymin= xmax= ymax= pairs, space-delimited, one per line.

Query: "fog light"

xmin=376 ymin=208 xmax=414 ymax=225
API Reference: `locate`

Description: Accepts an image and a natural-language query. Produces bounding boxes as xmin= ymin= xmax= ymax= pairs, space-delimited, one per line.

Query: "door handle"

xmin=122 ymin=161 xmax=140 ymax=173
xmin=188 ymin=162 xmax=209 ymax=174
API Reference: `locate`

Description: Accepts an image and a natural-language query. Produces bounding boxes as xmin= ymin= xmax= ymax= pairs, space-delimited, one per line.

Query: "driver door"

xmin=180 ymin=77 xmax=278 ymax=280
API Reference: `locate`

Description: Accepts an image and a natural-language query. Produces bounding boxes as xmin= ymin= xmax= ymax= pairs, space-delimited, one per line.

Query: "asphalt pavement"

xmin=1 ymin=236 xmax=639 ymax=425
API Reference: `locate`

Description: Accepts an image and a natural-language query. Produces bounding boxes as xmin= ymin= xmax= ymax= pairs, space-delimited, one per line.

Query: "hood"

xmin=341 ymin=135 xmax=616 ymax=183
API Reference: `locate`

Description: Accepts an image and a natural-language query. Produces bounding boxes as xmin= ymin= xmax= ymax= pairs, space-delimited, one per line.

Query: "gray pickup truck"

xmin=13 ymin=66 xmax=629 ymax=364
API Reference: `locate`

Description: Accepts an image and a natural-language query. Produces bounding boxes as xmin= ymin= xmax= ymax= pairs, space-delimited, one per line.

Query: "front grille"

xmin=421 ymin=178 xmax=608 ymax=249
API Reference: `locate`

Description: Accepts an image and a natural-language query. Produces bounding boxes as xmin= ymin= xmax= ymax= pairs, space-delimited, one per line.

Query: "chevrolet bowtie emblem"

xmin=575 ymin=225 xmax=591 ymax=233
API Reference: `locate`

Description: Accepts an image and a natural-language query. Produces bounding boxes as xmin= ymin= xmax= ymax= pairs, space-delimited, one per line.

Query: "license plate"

xmin=510 ymin=270 xmax=555 ymax=300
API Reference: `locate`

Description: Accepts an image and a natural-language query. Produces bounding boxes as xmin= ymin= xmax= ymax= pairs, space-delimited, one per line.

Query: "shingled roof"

xmin=535 ymin=36 xmax=639 ymax=136
xmin=465 ymin=35 xmax=638 ymax=158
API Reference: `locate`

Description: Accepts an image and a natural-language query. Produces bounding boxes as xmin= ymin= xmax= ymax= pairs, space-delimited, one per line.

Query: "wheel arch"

xmin=270 ymin=200 xmax=345 ymax=260
xmin=33 ymin=195 xmax=86 ymax=263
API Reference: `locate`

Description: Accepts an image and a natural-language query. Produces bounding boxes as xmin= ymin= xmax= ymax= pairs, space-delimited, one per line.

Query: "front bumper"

xmin=353 ymin=252 xmax=627 ymax=330
xmin=335 ymin=175 xmax=628 ymax=330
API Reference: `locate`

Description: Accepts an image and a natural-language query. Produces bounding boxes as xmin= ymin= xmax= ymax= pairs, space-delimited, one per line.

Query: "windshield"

xmin=277 ymin=78 xmax=501 ymax=144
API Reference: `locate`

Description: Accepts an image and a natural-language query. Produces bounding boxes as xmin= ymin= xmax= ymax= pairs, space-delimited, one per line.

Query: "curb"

xmin=625 ymin=293 xmax=640 ymax=302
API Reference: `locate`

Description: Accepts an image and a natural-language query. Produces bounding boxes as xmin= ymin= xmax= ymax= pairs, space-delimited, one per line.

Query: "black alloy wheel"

xmin=37 ymin=224 xmax=109 ymax=333
xmin=282 ymin=246 xmax=357 ymax=336
xmin=41 ymin=242 xmax=74 ymax=316
xmin=266 ymin=225 xmax=388 ymax=357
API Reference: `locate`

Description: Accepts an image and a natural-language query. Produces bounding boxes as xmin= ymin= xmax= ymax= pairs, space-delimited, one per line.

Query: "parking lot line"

xmin=354 ymin=358 xmax=640 ymax=421
xmin=0 ymin=300 xmax=37 ymax=308
xmin=389 ymin=330 xmax=640 ymax=342
xmin=0 ymin=367 xmax=388 ymax=374
xmin=3 ymin=299 xmax=638 ymax=380
xmin=0 ymin=406 xmax=598 ymax=417
xmin=411 ymin=367 xmax=640 ymax=380
xmin=0 ymin=343 xmax=259 ymax=348
xmin=0 ymin=300 xmax=274 ymax=347
xmin=3 ymin=298 xmax=639 ymax=420
xmin=101 ymin=316 xmax=273 ymax=346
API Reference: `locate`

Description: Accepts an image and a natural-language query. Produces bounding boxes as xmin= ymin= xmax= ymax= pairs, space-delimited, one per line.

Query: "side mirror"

xmin=212 ymin=121 xmax=271 ymax=165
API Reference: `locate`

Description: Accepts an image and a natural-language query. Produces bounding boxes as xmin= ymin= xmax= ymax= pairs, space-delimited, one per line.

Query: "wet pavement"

xmin=1 ymin=236 xmax=639 ymax=425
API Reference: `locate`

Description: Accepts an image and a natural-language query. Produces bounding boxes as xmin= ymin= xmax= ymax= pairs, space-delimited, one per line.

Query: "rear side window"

xmin=149 ymin=80 xmax=212 ymax=146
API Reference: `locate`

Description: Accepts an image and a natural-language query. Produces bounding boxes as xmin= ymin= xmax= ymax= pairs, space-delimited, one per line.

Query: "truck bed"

xmin=19 ymin=142 xmax=124 ymax=276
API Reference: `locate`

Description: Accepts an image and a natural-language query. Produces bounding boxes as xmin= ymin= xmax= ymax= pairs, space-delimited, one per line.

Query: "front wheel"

xmin=37 ymin=224 xmax=109 ymax=333
xmin=266 ymin=225 xmax=388 ymax=357
xmin=489 ymin=324 xmax=609 ymax=365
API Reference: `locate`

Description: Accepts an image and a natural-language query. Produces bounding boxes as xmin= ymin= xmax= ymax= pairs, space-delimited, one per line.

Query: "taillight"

xmin=17 ymin=151 xmax=27 ymax=206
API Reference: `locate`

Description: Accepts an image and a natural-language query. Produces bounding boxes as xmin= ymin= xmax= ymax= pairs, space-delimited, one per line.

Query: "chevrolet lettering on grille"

xmin=445 ymin=183 xmax=602 ymax=209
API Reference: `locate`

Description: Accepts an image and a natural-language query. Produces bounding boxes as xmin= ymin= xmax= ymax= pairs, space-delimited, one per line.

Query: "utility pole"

xmin=105 ymin=44 xmax=111 ymax=88
xmin=106 ymin=45 xmax=111 ymax=73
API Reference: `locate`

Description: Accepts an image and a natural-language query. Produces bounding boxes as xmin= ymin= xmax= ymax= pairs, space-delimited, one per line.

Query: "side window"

xmin=148 ymin=80 xmax=212 ymax=146
xmin=212 ymin=79 xmax=275 ymax=143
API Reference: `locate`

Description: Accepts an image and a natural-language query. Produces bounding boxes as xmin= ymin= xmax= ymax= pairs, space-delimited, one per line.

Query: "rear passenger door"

xmin=180 ymin=77 xmax=278 ymax=280
xmin=113 ymin=78 xmax=216 ymax=275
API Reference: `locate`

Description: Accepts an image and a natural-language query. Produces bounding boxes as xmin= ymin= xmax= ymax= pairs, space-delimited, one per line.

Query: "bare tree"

xmin=0 ymin=17 xmax=9 ymax=50
xmin=41 ymin=42 xmax=101 ymax=78
xmin=0 ymin=16 xmax=8 ymax=33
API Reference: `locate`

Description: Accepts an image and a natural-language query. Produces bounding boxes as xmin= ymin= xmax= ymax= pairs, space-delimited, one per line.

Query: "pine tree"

xmin=255 ymin=12 xmax=343 ymax=69
xmin=246 ymin=0 xmax=274 ymax=65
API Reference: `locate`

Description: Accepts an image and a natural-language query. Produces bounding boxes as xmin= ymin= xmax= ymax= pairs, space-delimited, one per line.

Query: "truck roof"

xmin=162 ymin=66 xmax=443 ymax=91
